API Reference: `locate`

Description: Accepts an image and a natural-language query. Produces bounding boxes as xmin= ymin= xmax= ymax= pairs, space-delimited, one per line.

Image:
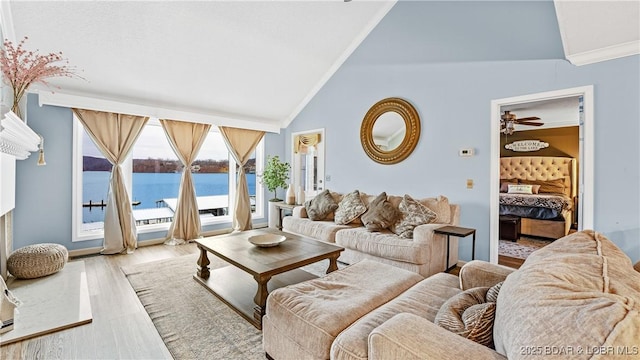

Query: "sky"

xmin=82 ymin=120 xmax=230 ymax=160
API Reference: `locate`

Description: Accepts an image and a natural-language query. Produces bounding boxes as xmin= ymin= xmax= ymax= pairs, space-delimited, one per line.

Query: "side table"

xmin=433 ymin=225 xmax=476 ymax=272
xmin=273 ymin=202 xmax=297 ymax=230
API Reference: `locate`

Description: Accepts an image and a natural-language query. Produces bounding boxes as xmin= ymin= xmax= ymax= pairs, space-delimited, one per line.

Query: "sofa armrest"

xmin=449 ymin=204 xmax=460 ymax=225
xmin=412 ymin=223 xmax=446 ymax=244
xmin=369 ymin=313 xmax=506 ymax=360
xmin=292 ymin=205 xmax=307 ymax=218
xmin=459 ymin=260 xmax=515 ymax=290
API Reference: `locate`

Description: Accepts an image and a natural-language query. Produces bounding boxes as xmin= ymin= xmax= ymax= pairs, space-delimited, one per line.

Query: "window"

xmin=72 ymin=117 xmax=264 ymax=241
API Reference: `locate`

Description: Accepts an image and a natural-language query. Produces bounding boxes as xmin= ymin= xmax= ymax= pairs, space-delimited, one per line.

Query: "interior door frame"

xmin=290 ymin=128 xmax=325 ymax=198
xmin=489 ymin=85 xmax=594 ymax=264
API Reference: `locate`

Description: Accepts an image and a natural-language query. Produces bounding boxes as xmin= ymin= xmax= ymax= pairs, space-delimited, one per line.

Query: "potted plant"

xmin=259 ymin=155 xmax=290 ymax=202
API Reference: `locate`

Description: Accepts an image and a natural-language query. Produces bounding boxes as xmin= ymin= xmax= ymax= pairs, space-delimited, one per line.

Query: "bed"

xmin=499 ymin=156 xmax=577 ymax=239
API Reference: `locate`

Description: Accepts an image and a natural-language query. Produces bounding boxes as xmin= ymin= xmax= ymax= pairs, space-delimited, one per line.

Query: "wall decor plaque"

xmin=505 ymin=140 xmax=549 ymax=152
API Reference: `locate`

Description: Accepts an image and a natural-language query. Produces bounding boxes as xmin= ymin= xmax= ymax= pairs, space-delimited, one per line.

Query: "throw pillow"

xmin=391 ymin=194 xmax=437 ymax=238
xmin=486 ymin=281 xmax=503 ymax=303
xmin=519 ymin=178 xmax=565 ymax=194
xmin=507 ymin=184 xmax=533 ymax=194
xmin=360 ymin=192 xmax=400 ymax=231
xmin=435 ymin=286 xmax=497 ymax=348
xmin=507 ymin=184 xmax=541 ymax=194
xmin=334 ymin=190 xmax=368 ymax=225
xmin=304 ymin=189 xmax=339 ymax=221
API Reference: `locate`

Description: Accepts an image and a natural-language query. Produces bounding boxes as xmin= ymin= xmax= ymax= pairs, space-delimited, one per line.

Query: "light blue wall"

xmin=13 ymin=93 xmax=286 ymax=252
xmin=285 ymin=56 xmax=640 ymax=263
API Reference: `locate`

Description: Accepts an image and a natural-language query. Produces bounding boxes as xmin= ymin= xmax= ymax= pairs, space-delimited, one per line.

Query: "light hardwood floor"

xmin=1 ymin=243 xmax=199 ymax=360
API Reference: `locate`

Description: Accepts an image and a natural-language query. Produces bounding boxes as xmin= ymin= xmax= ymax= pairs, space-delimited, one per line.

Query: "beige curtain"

xmin=219 ymin=127 xmax=265 ymax=231
xmin=160 ymin=119 xmax=211 ymax=245
xmin=73 ymin=108 xmax=149 ymax=254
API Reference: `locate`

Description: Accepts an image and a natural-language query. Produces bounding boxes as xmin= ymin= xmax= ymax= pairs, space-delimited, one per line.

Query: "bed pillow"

xmin=361 ymin=192 xmax=400 ymax=231
xmin=507 ymin=184 xmax=540 ymax=194
xmin=500 ymin=181 xmax=518 ymax=193
xmin=391 ymin=194 xmax=437 ymax=239
xmin=334 ymin=190 xmax=367 ymax=225
xmin=304 ymin=189 xmax=339 ymax=221
xmin=519 ymin=178 xmax=565 ymax=194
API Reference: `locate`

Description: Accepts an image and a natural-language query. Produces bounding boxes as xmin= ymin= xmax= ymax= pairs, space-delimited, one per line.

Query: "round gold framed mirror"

xmin=360 ymin=97 xmax=421 ymax=164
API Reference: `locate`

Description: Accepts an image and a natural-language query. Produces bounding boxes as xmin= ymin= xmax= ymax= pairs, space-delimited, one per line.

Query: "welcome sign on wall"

xmin=505 ymin=140 xmax=549 ymax=152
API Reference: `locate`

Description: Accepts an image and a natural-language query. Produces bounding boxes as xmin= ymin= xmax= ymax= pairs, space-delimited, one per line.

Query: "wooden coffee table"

xmin=194 ymin=228 xmax=344 ymax=330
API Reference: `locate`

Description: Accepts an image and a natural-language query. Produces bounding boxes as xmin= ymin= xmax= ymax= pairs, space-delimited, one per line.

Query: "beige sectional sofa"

xmin=263 ymin=230 xmax=640 ymax=359
xmin=282 ymin=191 xmax=460 ymax=277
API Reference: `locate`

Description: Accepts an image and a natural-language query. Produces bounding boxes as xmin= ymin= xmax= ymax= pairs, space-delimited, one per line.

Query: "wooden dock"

xmin=83 ymin=200 xmax=141 ymax=208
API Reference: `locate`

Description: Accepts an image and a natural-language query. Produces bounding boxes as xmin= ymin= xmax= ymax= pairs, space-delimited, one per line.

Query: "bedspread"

xmin=499 ymin=193 xmax=572 ymax=212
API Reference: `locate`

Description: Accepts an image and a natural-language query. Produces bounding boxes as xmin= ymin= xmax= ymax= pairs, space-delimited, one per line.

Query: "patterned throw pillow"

xmin=361 ymin=192 xmax=400 ymax=231
xmin=334 ymin=190 xmax=368 ymax=225
xmin=435 ymin=282 xmax=503 ymax=348
xmin=391 ymin=194 xmax=437 ymax=238
xmin=304 ymin=189 xmax=339 ymax=221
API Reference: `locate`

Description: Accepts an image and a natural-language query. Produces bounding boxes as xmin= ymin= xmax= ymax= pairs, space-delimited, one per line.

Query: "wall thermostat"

xmin=459 ymin=148 xmax=474 ymax=157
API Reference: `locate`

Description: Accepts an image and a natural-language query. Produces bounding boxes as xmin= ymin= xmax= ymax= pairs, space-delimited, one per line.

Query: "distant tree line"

xmin=83 ymin=156 xmax=256 ymax=174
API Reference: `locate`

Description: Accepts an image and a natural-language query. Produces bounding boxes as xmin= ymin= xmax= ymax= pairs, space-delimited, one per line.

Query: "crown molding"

xmin=566 ymin=40 xmax=640 ymax=66
xmin=37 ymin=90 xmax=282 ymax=134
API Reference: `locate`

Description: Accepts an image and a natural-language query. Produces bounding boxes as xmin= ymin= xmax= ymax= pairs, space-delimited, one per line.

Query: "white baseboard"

xmin=68 ymin=222 xmax=269 ymax=259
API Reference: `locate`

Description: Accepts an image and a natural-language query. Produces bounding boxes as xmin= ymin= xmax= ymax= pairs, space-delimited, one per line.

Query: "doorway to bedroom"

xmin=490 ymin=86 xmax=594 ymax=268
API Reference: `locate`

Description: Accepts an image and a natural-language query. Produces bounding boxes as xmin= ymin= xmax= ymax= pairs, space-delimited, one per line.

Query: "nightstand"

xmin=433 ymin=225 xmax=476 ymax=272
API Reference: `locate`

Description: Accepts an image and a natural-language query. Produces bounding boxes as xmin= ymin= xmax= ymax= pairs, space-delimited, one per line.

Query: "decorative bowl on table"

xmin=248 ymin=233 xmax=287 ymax=247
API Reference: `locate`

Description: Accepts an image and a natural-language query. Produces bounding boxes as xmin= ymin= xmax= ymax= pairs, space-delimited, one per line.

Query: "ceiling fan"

xmin=500 ymin=111 xmax=543 ymax=135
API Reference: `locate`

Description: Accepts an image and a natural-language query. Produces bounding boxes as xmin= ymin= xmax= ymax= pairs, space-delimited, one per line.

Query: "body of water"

xmin=83 ymin=171 xmax=256 ymax=223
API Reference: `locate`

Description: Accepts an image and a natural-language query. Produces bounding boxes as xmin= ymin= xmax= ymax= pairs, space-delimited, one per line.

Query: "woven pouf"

xmin=7 ymin=243 xmax=69 ymax=279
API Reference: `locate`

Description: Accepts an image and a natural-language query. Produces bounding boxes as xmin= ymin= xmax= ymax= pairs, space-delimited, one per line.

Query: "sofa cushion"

xmin=305 ymin=189 xmax=339 ymax=221
xmin=331 ymin=272 xmax=461 ymax=360
xmin=494 ymin=230 xmax=640 ymax=359
xmin=434 ymin=283 xmax=502 ymax=348
xmin=336 ymin=227 xmax=431 ymax=264
xmin=360 ymin=192 xmax=400 ymax=231
xmin=282 ymin=217 xmax=353 ymax=243
xmin=334 ymin=190 xmax=368 ymax=225
xmin=265 ymin=259 xmax=423 ymax=360
xmin=391 ymin=195 xmax=437 ymax=238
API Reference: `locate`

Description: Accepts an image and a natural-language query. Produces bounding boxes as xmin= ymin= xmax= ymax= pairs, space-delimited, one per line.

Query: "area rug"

xmin=122 ymin=254 xmax=336 ymax=360
xmin=499 ymin=237 xmax=553 ymax=259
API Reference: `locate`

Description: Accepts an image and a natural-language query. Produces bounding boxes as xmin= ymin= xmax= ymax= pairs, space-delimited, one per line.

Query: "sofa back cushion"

xmin=493 ymin=230 xmax=640 ymax=359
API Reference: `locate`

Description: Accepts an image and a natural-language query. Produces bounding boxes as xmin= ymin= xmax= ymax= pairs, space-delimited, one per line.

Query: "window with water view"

xmin=78 ymin=119 xmax=259 ymax=237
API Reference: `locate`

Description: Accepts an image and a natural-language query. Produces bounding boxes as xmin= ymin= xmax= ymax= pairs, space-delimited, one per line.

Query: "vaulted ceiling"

xmin=2 ymin=1 xmax=638 ymax=133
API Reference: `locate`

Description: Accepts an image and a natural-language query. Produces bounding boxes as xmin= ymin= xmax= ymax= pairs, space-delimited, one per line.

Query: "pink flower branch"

xmin=1 ymin=36 xmax=84 ymax=118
